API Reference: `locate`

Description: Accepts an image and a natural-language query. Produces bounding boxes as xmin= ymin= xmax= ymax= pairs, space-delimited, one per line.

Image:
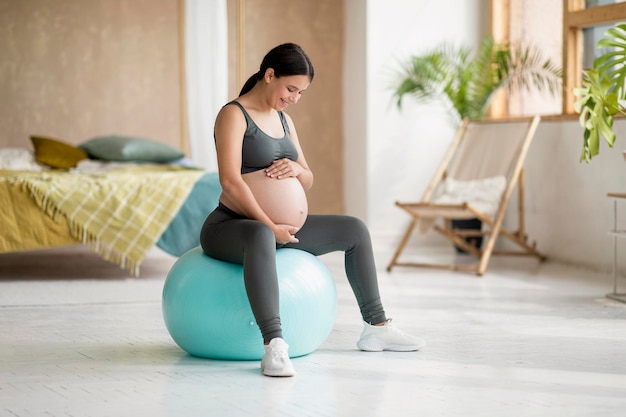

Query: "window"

xmin=563 ymin=0 xmax=626 ymax=113
xmin=490 ymin=0 xmax=626 ymax=116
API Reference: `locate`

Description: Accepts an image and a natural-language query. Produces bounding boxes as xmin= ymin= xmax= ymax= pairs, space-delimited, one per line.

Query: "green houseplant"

xmin=574 ymin=23 xmax=626 ymax=163
xmin=392 ymin=38 xmax=562 ymax=252
xmin=392 ymin=37 xmax=562 ymax=124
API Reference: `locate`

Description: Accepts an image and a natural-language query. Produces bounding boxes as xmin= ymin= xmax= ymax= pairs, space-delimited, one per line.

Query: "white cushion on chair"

xmin=434 ymin=176 xmax=507 ymax=219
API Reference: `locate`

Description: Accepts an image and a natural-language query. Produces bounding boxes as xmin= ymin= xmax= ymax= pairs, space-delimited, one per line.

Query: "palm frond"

xmin=501 ymin=43 xmax=563 ymax=97
xmin=392 ymin=44 xmax=464 ymax=108
xmin=465 ymin=38 xmax=502 ymax=118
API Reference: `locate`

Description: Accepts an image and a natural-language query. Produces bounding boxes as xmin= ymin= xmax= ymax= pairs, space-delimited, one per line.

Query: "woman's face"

xmin=266 ymin=72 xmax=310 ymax=110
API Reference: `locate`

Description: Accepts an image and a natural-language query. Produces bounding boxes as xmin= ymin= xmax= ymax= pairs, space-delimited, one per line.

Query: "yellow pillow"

xmin=30 ymin=135 xmax=88 ymax=169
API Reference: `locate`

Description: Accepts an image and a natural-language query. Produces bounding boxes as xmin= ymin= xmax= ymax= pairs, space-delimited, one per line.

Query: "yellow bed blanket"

xmin=0 ymin=166 xmax=204 ymax=275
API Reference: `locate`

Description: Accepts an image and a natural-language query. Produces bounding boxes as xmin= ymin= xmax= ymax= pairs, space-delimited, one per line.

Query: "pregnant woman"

xmin=200 ymin=43 xmax=424 ymax=377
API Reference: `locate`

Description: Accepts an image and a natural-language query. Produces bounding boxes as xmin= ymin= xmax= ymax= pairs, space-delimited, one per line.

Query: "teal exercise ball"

xmin=162 ymin=247 xmax=337 ymax=360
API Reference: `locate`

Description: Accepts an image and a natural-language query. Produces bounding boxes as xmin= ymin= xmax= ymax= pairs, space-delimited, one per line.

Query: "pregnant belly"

xmin=243 ymin=170 xmax=308 ymax=229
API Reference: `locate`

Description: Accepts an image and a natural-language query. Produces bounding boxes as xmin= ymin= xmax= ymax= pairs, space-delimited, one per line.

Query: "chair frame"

xmin=386 ymin=115 xmax=546 ymax=276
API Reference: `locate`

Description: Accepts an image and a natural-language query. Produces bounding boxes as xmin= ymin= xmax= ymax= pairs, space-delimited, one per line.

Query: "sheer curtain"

xmin=184 ymin=0 xmax=228 ymax=171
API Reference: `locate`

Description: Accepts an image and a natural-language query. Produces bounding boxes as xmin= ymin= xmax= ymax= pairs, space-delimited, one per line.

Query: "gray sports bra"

xmin=227 ymin=101 xmax=299 ymax=174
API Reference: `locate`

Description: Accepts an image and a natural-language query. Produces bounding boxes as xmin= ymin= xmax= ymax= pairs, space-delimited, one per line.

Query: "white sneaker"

xmin=261 ymin=338 xmax=296 ymax=377
xmin=357 ymin=319 xmax=426 ymax=352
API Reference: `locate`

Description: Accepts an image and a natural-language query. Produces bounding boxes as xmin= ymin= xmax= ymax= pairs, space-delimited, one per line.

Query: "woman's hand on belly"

xmin=265 ymin=158 xmax=300 ymax=179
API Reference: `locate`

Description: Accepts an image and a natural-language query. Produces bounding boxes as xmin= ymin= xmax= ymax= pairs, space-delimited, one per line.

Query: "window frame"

xmin=562 ymin=0 xmax=626 ymax=113
xmin=490 ymin=0 xmax=626 ymax=117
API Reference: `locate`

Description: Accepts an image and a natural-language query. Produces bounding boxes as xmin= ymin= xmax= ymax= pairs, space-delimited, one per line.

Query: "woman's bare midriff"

xmin=238 ymin=169 xmax=308 ymax=229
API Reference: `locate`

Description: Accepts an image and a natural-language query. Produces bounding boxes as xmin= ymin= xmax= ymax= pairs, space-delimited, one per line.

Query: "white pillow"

xmin=0 ymin=148 xmax=46 ymax=171
xmin=434 ymin=176 xmax=507 ymax=218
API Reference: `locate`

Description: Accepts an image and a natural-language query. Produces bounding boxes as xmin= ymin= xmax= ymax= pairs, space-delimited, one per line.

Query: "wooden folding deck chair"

xmin=387 ymin=115 xmax=546 ymax=276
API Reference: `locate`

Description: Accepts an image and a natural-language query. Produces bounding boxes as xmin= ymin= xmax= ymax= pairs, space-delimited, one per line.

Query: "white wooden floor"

xmin=1 ymin=243 xmax=625 ymax=417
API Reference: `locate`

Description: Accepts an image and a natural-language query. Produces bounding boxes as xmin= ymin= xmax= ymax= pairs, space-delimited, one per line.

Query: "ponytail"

xmin=239 ymin=71 xmax=262 ymax=96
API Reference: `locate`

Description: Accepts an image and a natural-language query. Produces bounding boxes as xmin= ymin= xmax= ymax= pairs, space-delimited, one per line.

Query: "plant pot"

xmin=450 ymin=218 xmax=483 ymax=254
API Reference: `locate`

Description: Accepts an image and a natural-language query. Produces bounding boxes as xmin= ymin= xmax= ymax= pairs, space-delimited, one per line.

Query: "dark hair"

xmin=239 ymin=43 xmax=314 ymax=96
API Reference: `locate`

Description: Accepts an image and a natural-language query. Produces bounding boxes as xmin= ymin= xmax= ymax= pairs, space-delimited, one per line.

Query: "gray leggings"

xmin=200 ymin=203 xmax=387 ymax=344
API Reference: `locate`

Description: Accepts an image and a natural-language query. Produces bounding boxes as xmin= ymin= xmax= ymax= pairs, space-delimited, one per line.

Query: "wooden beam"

xmin=488 ymin=0 xmax=510 ymax=117
xmin=236 ymin=0 xmax=246 ymax=89
xmin=178 ymin=0 xmax=190 ymax=156
xmin=562 ymin=0 xmax=582 ymax=114
xmin=568 ymin=3 xmax=626 ymax=28
xmin=490 ymin=0 xmax=510 ymax=42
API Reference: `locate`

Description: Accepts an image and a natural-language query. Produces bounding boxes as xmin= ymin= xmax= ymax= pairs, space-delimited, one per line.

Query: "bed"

xmin=0 ymin=137 xmax=222 ymax=276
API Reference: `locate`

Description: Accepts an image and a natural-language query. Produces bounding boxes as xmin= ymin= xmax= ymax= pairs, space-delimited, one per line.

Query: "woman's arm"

xmin=264 ymin=112 xmax=314 ymax=191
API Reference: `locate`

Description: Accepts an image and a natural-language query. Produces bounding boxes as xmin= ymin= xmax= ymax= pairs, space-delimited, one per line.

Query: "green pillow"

xmin=30 ymin=135 xmax=89 ymax=169
xmin=79 ymin=135 xmax=184 ymax=163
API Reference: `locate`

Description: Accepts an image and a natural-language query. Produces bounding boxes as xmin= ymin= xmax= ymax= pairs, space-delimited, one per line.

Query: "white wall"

xmin=344 ymin=0 xmax=626 ymax=273
xmin=521 ymin=120 xmax=626 ymax=273
xmin=344 ymin=0 xmax=489 ymax=237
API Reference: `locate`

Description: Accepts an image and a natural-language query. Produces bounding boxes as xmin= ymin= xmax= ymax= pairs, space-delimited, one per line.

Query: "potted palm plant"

xmin=574 ymin=23 xmax=626 ymax=163
xmin=392 ymin=37 xmax=562 ymax=123
xmin=392 ymin=37 xmax=562 ymax=251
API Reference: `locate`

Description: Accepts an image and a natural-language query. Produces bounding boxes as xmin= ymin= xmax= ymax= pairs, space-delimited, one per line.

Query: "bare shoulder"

xmin=216 ymin=102 xmax=246 ymax=131
xmin=218 ymin=101 xmax=245 ymax=121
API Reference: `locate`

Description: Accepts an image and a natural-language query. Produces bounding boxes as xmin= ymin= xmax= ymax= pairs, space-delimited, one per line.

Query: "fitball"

xmin=162 ymin=247 xmax=337 ymax=360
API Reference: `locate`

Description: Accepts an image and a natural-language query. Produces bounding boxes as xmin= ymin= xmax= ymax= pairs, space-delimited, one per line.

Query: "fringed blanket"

xmin=0 ymin=166 xmax=205 ymax=275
